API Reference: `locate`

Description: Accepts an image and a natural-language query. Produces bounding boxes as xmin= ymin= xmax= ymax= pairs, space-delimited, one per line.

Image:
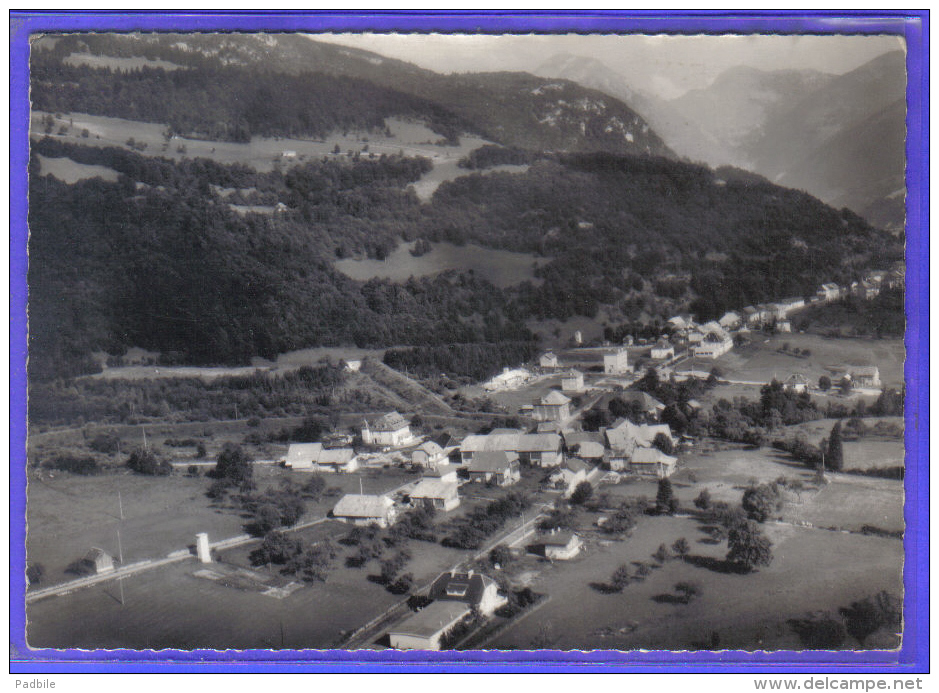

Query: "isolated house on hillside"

xmin=850 ymin=366 xmax=882 ymax=388
xmin=603 ymin=348 xmax=630 ymax=375
xmin=561 ymin=369 xmax=585 ymax=392
xmin=533 ymin=390 xmax=572 ymax=423
xmin=284 ymin=443 xmax=358 ymax=473
xmin=81 ymin=548 xmax=115 ymax=575
xmin=539 ymin=352 xmax=560 ymax=369
xmin=428 ymin=570 xmax=507 ymax=616
xmin=410 ymin=479 xmax=460 ymax=512
xmin=331 ymin=494 xmax=397 ymax=528
xmin=783 ymin=373 xmax=810 ymax=393
xmin=466 ymin=451 xmax=520 ymax=486
xmin=362 ymin=411 xmax=413 ymax=448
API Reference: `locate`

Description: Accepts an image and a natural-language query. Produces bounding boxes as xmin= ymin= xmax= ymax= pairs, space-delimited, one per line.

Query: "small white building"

xmin=692 ymin=328 xmax=733 ymax=359
xmin=777 ymin=320 xmax=792 ymax=333
xmin=82 ymin=548 xmax=115 ymax=575
xmin=539 ymin=352 xmax=560 ymax=369
xmin=817 ymin=283 xmax=841 ymax=301
xmin=532 ymin=390 xmax=572 ymax=423
xmin=362 ymin=411 xmax=414 ymax=448
xmin=530 ymin=531 xmax=583 ymax=561
xmin=411 ymin=440 xmax=447 ymax=469
xmin=548 ymin=458 xmax=588 ymax=497
xmin=423 ymin=463 xmax=459 ymax=484
xmin=629 ymin=447 xmax=678 ymax=478
xmin=603 ymin=348 xmax=630 ymax=375
xmin=651 ymin=339 xmax=675 ymax=360
xmin=285 ymin=443 xmax=358 ymax=473
xmin=561 ymin=369 xmax=585 ymax=392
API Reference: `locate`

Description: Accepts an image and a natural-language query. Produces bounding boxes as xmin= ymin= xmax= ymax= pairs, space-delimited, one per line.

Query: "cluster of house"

xmin=815 ymin=267 xmax=900 ymax=304
xmin=664 ymin=316 xmax=735 ymax=359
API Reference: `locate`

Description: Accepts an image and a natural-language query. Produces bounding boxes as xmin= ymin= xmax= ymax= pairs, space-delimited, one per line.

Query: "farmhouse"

xmin=388 ymin=601 xmax=471 ymax=651
xmin=532 ymin=390 xmax=572 ymax=423
xmin=548 ymin=458 xmax=587 ymax=497
xmin=483 ymin=367 xmax=531 ymax=391
xmin=539 ymin=352 xmax=560 ymax=369
xmin=603 ymin=348 xmax=630 ymax=375
xmin=466 ymin=451 xmax=520 ymax=486
xmin=618 ymin=390 xmax=666 ymax=419
xmin=605 ymin=419 xmax=674 ymax=451
xmin=783 ymin=373 xmax=809 ymax=393
xmin=561 ymin=369 xmax=585 ymax=392
xmin=651 ymin=339 xmax=675 ymax=360
xmin=284 ymin=443 xmax=358 ymax=473
xmin=460 ymin=430 xmax=562 ymax=467
xmin=410 ymin=479 xmax=460 ymax=512
xmin=563 ymin=431 xmax=605 ymax=462
xmin=529 ymin=530 xmax=583 ymax=560
xmin=629 ymin=447 xmax=678 ymax=478
xmin=850 ymin=366 xmax=882 ymax=388
xmin=411 ymin=440 xmax=447 ymax=469
xmin=361 ymin=411 xmax=414 ymax=448
xmin=428 ymin=570 xmax=507 ymax=616
xmin=331 ymin=494 xmax=397 ymax=528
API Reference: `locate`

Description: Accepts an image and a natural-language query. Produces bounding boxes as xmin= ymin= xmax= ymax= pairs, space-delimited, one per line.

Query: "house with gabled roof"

xmin=388 ymin=601 xmax=471 ymax=651
xmin=561 ymin=369 xmax=585 ymax=393
xmin=817 ymin=283 xmax=841 ymax=301
xmin=533 ymin=390 xmax=572 ymax=423
xmin=529 ymin=530 xmax=583 ymax=560
xmin=718 ymin=311 xmax=742 ymax=330
xmin=361 ymin=411 xmax=413 ymax=448
xmin=82 ymin=547 xmax=115 ymax=575
xmin=411 ymin=440 xmax=447 ymax=469
xmin=332 ymin=494 xmax=397 ymax=528
xmin=410 ymin=479 xmax=460 ymax=512
xmin=629 ymin=447 xmax=678 ymax=478
xmin=466 ymin=451 xmax=520 ymax=486
xmin=460 ymin=430 xmax=562 ymax=468
xmin=539 ymin=352 xmax=560 ymax=369
xmin=603 ymin=347 xmax=630 ymax=375
xmin=563 ymin=431 xmax=605 ymax=462
xmin=284 ymin=443 xmax=358 ymax=473
xmin=693 ymin=327 xmax=733 ymax=359
xmin=428 ymin=570 xmax=507 ymax=616
xmin=651 ymin=338 xmax=675 ymax=360
xmin=548 ymin=458 xmax=588 ymax=497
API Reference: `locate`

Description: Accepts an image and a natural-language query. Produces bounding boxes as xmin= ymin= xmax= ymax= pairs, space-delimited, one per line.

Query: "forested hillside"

xmin=28 ymin=137 xmax=900 ymax=381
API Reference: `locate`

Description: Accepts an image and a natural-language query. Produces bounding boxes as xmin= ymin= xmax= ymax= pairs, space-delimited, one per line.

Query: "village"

xmin=23 ymin=265 xmax=906 ymax=652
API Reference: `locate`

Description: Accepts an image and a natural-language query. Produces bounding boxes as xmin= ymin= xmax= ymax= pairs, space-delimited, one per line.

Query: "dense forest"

xmin=28 ymin=134 xmax=900 ymax=381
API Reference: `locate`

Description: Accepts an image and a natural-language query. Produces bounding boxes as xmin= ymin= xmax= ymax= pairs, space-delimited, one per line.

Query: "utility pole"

xmin=118 ymin=491 xmax=124 ymax=521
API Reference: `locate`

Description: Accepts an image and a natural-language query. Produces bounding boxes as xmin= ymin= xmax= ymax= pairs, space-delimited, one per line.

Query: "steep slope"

xmin=33 ymin=32 xmax=672 ymax=157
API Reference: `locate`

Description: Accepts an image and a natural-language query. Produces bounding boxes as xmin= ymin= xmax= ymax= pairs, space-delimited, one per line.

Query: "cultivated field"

xmin=334 ymin=240 xmax=547 ymax=289
xmin=36 ymin=153 xmax=119 ymax=184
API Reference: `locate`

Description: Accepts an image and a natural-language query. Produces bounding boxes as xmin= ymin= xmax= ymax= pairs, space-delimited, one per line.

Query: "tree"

xmin=652 ymin=432 xmax=674 ymax=455
xmin=250 ymin=530 xmax=303 ymax=567
xmin=839 ymin=592 xmax=901 ymax=646
xmin=694 ymin=488 xmax=712 ymax=511
xmin=826 ymin=421 xmax=845 ymax=472
xmin=671 ymin=537 xmax=690 ymax=561
xmin=674 ymin=581 xmax=701 ymax=604
xmin=610 ymin=564 xmax=632 ymax=591
xmin=839 ymin=376 xmax=853 ymax=396
xmin=742 ymin=483 xmax=781 ymax=523
xmin=726 ymin=521 xmax=773 ymax=571
xmin=214 ymin=443 xmax=253 ymax=486
xmin=570 ymin=481 xmax=593 ymax=505
xmin=818 ymin=375 xmax=832 ymax=391
xmin=656 ymin=477 xmax=677 ymax=515
xmin=26 ymin=563 xmax=45 ymax=586
xmin=126 ymin=448 xmax=171 ymax=476
xmin=489 ymin=544 xmax=514 ymax=567
xmin=652 ymin=543 xmax=671 ymax=564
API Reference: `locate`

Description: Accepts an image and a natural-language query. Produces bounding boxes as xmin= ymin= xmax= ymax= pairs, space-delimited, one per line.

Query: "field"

xmin=30 ymin=111 xmax=515 ymax=204
xmin=489 ymin=516 xmax=903 ymax=650
xmin=36 ymin=153 xmax=119 ymax=184
xmin=711 ymin=333 xmax=904 ymax=389
xmin=335 ymin=240 xmax=547 ymax=289
xmin=25 ymin=464 xmax=419 ymax=587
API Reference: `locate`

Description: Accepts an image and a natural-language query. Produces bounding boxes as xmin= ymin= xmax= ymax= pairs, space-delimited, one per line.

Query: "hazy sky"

xmin=310 ymin=33 xmax=904 ymax=99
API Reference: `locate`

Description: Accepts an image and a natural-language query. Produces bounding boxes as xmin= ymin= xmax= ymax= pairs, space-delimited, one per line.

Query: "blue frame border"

xmin=9 ymin=10 xmax=928 ymax=673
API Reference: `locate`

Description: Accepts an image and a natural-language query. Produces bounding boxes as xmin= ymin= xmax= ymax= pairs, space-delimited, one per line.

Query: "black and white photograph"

xmin=23 ymin=28 xmax=909 ymax=654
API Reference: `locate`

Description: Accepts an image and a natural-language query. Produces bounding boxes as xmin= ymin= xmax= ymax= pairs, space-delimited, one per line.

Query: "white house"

xmin=530 ymin=531 xmax=583 ymax=560
xmin=483 ymin=367 xmax=531 ymax=392
xmin=331 ymin=494 xmax=397 ymax=527
xmin=603 ymin=348 xmax=630 ymax=375
xmin=410 ymin=479 xmax=460 ymax=512
xmin=783 ymin=373 xmax=809 ymax=393
xmin=460 ymin=430 xmax=562 ymax=468
xmin=362 ymin=411 xmax=413 ymax=448
xmin=692 ymin=327 xmax=733 ymax=359
xmin=81 ymin=548 xmax=115 ymax=575
xmin=817 ymin=283 xmax=841 ymax=301
xmin=539 ymin=352 xmax=560 ymax=369
xmin=718 ymin=311 xmax=742 ymax=330
xmin=561 ymin=369 xmax=585 ymax=392
xmin=428 ymin=570 xmax=507 ymax=616
xmin=850 ymin=366 xmax=882 ymax=388
xmin=651 ymin=339 xmax=675 ymax=360
xmin=548 ymin=458 xmax=588 ymax=497
xmin=466 ymin=451 xmax=520 ymax=486
xmin=411 ymin=440 xmax=447 ymax=469
xmin=423 ymin=463 xmax=459 ymax=484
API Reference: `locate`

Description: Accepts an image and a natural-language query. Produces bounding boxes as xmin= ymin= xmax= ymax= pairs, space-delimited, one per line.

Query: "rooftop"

xmin=387 ymin=601 xmax=470 ymax=639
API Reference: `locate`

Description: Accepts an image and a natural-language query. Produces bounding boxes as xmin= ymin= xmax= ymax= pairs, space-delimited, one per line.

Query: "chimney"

xmin=467 ymin=569 xmax=474 ymax=578
xmin=196 ymin=532 xmax=212 ymax=563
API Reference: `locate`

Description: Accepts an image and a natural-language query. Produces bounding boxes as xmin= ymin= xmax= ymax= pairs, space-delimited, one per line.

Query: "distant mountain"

xmin=33 ymin=33 xmax=673 ymax=158
xmin=746 ymin=51 xmax=907 ymax=230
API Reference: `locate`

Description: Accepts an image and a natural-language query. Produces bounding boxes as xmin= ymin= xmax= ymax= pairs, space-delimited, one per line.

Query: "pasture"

xmin=63 ymin=52 xmax=184 ymax=71
xmin=489 ymin=515 xmax=903 ymax=651
xmin=36 ymin=153 xmax=119 ymax=184
xmin=334 ymin=240 xmax=547 ymax=289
